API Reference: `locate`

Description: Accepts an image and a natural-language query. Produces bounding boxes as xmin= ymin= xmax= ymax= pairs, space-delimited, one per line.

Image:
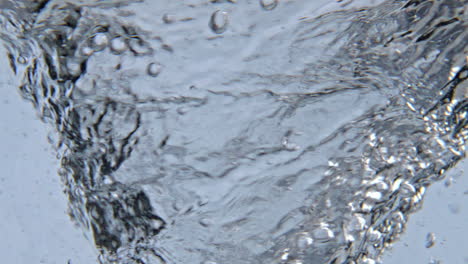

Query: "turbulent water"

xmin=0 ymin=0 xmax=466 ymax=263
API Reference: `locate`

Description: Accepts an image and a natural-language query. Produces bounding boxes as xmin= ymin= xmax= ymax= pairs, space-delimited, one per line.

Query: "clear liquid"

xmin=0 ymin=0 xmax=466 ymax=263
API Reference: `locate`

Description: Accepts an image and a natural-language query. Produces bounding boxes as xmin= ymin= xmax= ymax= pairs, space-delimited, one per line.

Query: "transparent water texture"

xmin=0 ymin=0 xmax=466 ymax=263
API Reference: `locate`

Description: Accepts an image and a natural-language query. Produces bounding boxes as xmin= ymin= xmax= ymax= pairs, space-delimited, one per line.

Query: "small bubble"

xmin=110 ymin=37 xmax=127 ymax=54
xmin=367 ymin=228 xmax=382 ymax=242
xmin=102 ymin=177 xmax=114 ymax=185
xmin=92 ymin=33 xmax=108 ymax=51
xmin=360 ymin=200 xmax=374 ymax=213
xmin=312 ymin=226 xmax=334 ymax=242
xmin=17 ymin=56 xmax=27 ymax=64
xmin=280 ymin=249 xmax=289 ymax=260
xmin=129 ymin=38 xmax=153 ymax=55
xmin=260 ymin=0 xmax=278 ymax=10
xmin=425 ymin=232 xmax=436 ymax=248
xmin=429 ymin=257 xmax=442 ymax=264
xmin=361 ymin=257 xmax=376 ymax=264
xmin=344 ymin=230 xmax=356 ymax=242
xmin=391 ymin=177 xmax=403 ymax=192
xmin=151 ymin=219 xmax=164 ymax=230
xmin=348 ymin=214 xmax=366 ymax=231
xmin=81 ymin=46 xmax=94 ymax=56
xmin=296 ymin=232 xmax=313 ymax=249
xmin=400 ymin=181 xmax=416 ymax=197
xmin=391 ymin=211 xmax=405 ymax=225
xmin=162 ymin=13 xmax=176 ymax=24
xmin=209 ymin=10 xmax=229 ymax=34
xmin=199 ymin=218 xmax=212 ymax=227
xmin=282 ymin=138 xmax=300 ymax=150
xmin=444 ymin=177 xmax=453 ymax=187
xmin=177 ymin=107 xmax=189 ymax=115
xmin=66 ymin=59 xmax=82 ymax=76
xmin=365 ymin=190 xmax=382 ymax=201
xmin=147 ymin=62 xmax=162 ymax=77
xmin=372 ymin=181 xmax=389 ymax=191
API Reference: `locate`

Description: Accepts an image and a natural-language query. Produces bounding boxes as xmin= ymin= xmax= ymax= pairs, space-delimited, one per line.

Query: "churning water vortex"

xmin=0 ymin=0 xmax=466 ymax=264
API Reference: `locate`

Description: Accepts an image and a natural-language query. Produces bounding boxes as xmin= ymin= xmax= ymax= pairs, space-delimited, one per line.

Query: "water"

xmin=0 ymin=0 xmax=466 ymax=263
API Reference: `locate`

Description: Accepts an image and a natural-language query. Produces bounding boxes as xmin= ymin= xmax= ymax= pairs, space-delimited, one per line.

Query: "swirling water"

xmin=0 ymin=0 xmax=466 ymax=263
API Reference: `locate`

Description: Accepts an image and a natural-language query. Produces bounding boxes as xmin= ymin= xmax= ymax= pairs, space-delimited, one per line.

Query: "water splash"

xmin=0 ymin=0 xmax=466 ymax=263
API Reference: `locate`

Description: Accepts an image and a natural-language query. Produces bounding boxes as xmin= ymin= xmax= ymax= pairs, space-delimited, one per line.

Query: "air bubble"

xmin=81 ymin=46 xmax=94 ymax=56
xmin=66 ymin=59 xmax=82 ymax=77
xmin=361 ymin=257 xmax=376 ymax=264
xmin=92 ymin=33 xmax=108 ymax=51
xmin=365 ymin=190 xmax=382 ymax=200
xmin=361 ymin=200 xmax=374 ymax=213
xmin=110 ymin=37 xmax=127 ymax=54
xmin=260 ymin=0 xmax=278 ymax=10
xmin=444 ymin=177 xmax=453 ymax=187
xmin=400 ymin=181 xmax=416 ymax=197
xmin=312 ymin=226 xmax=334 ymax=242
xmin=429 ymin=257 xmax=443 ymax=264
xmin=391 ymin=211 xmax=405 ymax=224
xmin=348 ymin=214 xmax=366 ymax=231
xmin=162 ymin=13 xmax=176 ymax=24
xmin=147 ymin=62 xmax=162 ymax=77
xmin=209 ymin=10 xmax=229 ymax=34
xmin=367 ymin=228 xmax=382 ymax=242
xmin=17 ymin=56 xmax=27 ymax=64
xmin=296 ymin=232 xmax=313 ymax=249
xmin=129 ymin=38 xmax=153 ymax=55
xmin=425 ymin=232 xmax=436 ymax=248
xmin=199 ymin=218 xmax=212 ymax=227
xmin=280 ymin=249 xmax=289 ymax=260
xmin=372 ymin=181 xmax=389 ymax=191
xmin=391 ymin=177 xmax=403 ymax=192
